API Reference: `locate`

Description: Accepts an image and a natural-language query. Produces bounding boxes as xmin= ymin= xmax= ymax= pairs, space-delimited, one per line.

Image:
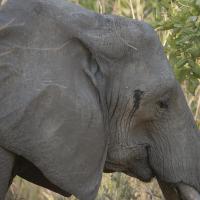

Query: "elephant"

xmin=0 ymin=0 xmax=200 ymax=199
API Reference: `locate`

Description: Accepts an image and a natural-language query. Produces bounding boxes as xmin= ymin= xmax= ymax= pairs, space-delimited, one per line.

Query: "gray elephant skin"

xmin=0 ymin=0 xmax=200 ymax=199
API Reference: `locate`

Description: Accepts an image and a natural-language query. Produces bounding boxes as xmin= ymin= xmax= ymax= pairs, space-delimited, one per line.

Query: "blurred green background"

xmin=5 ymin=0 xmax=200 ymax=199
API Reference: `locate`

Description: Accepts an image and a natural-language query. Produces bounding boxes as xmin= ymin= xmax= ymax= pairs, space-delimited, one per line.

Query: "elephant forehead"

xmin=120 ymin=54 xmax=175 ymax=89
xmin=115 ymin=19 xmax=173 ymax=74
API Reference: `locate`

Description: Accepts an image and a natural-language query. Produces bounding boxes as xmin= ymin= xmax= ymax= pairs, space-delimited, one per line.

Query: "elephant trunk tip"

xmin=177 ymin=183 xmax=200 ymax=200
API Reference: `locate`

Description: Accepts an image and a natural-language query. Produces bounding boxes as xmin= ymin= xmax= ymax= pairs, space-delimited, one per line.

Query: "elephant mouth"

xmin=104 ymin=144 xmax=154 ymax=181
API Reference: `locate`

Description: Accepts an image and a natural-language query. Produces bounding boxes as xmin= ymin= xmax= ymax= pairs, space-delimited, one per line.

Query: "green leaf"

xmin=175 ymin=58 xmax=188 ymax=68
xmin=187 ymin=46 xmax=200 ymax=58
xmin=187 ymin=78 xmax=199 ymax=95
xmin=191 ymin=63 xmax=200 ymax=77
xmin=174 ymin=67 xmax=190 ymax=83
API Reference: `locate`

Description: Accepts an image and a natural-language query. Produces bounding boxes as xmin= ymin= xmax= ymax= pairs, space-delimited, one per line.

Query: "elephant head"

xmin=0 ymin=0 xmax=200 ymax=199
xmin=74 ymin=7 xmax=200 ymax=200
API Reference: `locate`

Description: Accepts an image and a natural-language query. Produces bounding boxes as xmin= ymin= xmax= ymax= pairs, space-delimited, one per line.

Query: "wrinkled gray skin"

xmin=0 ymin=0 xmax=200 ymax=199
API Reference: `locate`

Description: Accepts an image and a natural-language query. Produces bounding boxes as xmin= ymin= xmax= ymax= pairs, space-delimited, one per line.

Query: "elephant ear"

xmin=0 ymin=1 xmax=108 ymax=199
xmin=70 ymin=11 xmax=139 ymax=91
xmin=70 ymin=13 xmax=123 ymax=95
xmin=71 ymin=11 xmax=139 ymax=60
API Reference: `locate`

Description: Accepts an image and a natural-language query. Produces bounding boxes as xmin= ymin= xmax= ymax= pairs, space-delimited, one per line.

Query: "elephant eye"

xmin=157 ymin=99 xmax=169 ymax=109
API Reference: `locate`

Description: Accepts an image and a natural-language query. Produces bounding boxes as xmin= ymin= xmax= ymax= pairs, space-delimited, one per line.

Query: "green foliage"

xmin=147 ymin=0 xmax=200 ymax=94
xmin=71 ymin=0 xmax=145 ymax=19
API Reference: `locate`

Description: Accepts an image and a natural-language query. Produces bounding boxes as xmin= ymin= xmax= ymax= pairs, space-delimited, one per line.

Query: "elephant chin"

xmin=159 ymin=181 xmax=200 ymax=200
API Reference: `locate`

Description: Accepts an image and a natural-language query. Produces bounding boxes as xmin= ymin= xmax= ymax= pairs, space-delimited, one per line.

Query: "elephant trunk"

xmin=177 ymin=183 xmax=200 ymax=200
xmin=149 ymin=130 xmax=200 ymax=200
xmin=145 ymin=85 xmax=200 ymax=199
xmin=158 ymin=180 xmax=200 ymax=200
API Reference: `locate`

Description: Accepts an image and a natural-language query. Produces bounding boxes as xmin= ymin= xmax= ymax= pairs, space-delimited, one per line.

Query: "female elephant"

xmin=0 ymin=0 xmax=199 ymax=199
